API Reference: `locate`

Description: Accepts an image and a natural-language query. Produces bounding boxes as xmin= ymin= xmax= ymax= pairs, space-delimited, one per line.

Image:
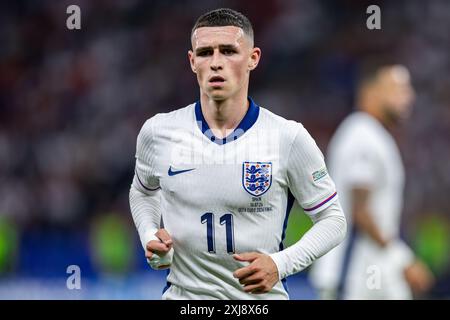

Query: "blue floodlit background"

xmin=0 ymin=0 xmax=449 ymax=299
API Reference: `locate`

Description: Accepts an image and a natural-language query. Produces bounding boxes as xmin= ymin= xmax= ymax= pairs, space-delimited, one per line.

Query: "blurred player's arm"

xmin=347 ymin=144 xmax=415 ymax=254
xmin=352 ymin=187 xmax=389 ymax=247
xmin=352 ymin=186 xmax=434 ymax=295
xmin=349 ymin=142 xmax=434 ymax=295
xmin=129 ymin=118 xmax=173 ymax=270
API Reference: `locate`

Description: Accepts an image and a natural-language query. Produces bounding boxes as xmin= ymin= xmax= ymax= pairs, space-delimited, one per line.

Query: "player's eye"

xmin=197 ymin=50 xmax=212 ymax=57
xmin=222 ymin=49 xmax=236 ymax=55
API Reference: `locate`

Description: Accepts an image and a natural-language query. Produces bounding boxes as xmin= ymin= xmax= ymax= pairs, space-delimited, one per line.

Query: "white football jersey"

xmin=310 ymin=111 xmax=412 ymax=299
xmin=133 ymin=98 xmax=338 ymax=300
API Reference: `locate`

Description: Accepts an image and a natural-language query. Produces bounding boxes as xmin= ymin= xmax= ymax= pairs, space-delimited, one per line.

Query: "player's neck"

xmin=200 ymin=93 xmax=249 ymax=139
xmin=361 ymin=106 xmax=395 ymax=131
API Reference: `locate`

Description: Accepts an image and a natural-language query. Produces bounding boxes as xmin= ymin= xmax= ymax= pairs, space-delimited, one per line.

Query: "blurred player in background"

xmin=309 ymin=62 xmax=434 ymax=299
xmin=129 ymin=8 xmax=347 ymax=299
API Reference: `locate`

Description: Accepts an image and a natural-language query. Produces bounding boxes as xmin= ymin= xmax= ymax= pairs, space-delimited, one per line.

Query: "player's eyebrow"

xmin=218 ymin=44 xmax=238 ymax=51
xmin=195 ymin=44 xmax=239 ymax=54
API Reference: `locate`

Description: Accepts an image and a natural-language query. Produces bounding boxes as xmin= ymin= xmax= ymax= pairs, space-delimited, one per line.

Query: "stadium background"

xmin=0 ymin=0 xmax=449 ymax=299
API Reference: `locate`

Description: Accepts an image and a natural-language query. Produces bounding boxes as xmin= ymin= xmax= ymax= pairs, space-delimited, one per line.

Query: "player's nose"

xmin=210 ymin=51 xmax=223 ymax=71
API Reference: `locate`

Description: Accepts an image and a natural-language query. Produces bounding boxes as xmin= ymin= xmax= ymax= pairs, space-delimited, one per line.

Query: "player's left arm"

xmin=233 ymin=124 xmax=347 ymax=293
xmin=233 ymin=201 xmax=346 ymax=293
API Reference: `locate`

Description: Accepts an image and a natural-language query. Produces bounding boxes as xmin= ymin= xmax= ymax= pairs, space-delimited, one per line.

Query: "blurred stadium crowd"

xmin=0 ymin=0 xmax=449 ymax=298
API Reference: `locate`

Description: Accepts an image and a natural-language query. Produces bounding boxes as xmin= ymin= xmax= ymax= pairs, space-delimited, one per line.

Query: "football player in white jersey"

xmin=129 ymin=8 xmax=347 ymax=300
xmin=309 ymin=62 xmax=434 ymax=299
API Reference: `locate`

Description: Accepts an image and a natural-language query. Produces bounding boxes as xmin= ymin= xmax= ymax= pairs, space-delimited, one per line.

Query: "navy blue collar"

xmin=195 ymin=97 xmax=260 ymax=145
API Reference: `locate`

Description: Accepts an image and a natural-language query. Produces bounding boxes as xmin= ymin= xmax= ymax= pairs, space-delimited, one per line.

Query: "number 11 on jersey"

xmin=201 ymin=212 xmax=235 ymax=253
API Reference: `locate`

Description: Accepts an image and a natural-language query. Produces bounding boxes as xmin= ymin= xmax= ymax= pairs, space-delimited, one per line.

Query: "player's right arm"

xmin=129 ymin=118 xmax=173 ymax=270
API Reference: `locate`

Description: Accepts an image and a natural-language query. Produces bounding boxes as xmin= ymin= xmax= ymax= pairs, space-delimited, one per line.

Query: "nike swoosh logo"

xmin=168 ymin=166 xmax=196 ymax=176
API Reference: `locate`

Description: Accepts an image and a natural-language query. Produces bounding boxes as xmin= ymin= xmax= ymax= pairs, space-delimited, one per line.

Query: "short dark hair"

xmin=191 ymin=8 xmax=254 ymax=44
xmin=357 ymin=56 xmax=401 ymax=90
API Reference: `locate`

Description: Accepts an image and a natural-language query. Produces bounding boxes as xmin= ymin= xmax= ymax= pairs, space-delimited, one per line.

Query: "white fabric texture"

xmin=270 ymin=200 xmax=347 ymax=279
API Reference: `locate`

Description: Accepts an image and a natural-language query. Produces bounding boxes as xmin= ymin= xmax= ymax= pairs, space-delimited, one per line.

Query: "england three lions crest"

xmin=242 ymin=162 xmax=272 ymax=196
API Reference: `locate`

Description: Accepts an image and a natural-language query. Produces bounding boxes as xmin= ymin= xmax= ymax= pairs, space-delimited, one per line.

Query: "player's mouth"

xmin=208 ymin=75 xmax=226 ymax=87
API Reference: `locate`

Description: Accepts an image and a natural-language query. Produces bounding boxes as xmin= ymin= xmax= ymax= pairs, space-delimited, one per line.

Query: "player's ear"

xmin=188 ymin=50 xmax=196 ymax=73
xmin=248 ymin=47 xmax=261 ymax=71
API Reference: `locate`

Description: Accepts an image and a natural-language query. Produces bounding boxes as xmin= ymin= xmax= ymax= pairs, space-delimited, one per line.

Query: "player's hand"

xmin=145 ymin=228 xmax=174 ymax=270
xmin=404 ymin=259 xmax=435 ymax=296
xmin=232 ymin=252 xmax=279 ymax=294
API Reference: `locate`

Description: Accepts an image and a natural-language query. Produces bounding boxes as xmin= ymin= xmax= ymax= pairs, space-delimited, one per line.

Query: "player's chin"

xmin=207 ymin=90 xmax=229 ymax=101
